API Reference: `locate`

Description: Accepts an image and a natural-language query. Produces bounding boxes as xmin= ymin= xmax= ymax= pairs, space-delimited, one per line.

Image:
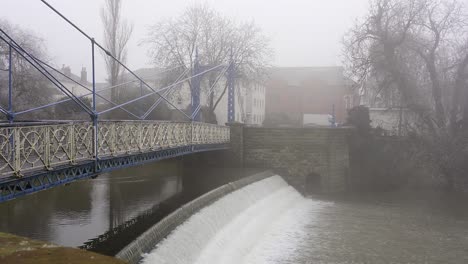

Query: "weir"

xmin=116 ymin=171 xmax=274 ymax=263
xmin=116 ymin=172 xmax=312 ymax=264
xmin=117 ymin=172 xmax=318 ymax=264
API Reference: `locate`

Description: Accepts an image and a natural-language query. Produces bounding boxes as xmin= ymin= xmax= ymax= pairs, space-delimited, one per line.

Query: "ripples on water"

xmin=1 ymin=164 xmax=468 ymax=263
xmin=142 ymin=177 xmax=468 ymax=264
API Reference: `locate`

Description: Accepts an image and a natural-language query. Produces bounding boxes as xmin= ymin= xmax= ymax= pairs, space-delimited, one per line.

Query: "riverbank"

xmin=0 ymin=232 xmax=125 ymax=264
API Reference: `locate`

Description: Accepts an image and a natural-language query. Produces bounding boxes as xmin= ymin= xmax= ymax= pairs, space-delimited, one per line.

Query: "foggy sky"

xmin=0 ymin=0 xmax=368 ymax=81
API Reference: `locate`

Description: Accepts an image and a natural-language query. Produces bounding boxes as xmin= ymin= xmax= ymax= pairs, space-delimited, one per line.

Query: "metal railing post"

xmin=110 ymin=123 xmax=116 ymax=156
xmin=8 ymin=44 xmax=16 ymax=177
xmin=91 ymin=39 xmax=99 ymax=171
xmin=227 ymin=57 xmax=235 ymax=123
xmin=44 ymin=126 xmax=51 ymax=170
xmin=14 ymin=128 xmax=21 ymax=177
xmin=70 ymin=124 xmax=76 ymax=164
xmin=8 ymin=44 xmax=13 ymax=123
xmin=191 ymin=121 xmax=194 ymax=151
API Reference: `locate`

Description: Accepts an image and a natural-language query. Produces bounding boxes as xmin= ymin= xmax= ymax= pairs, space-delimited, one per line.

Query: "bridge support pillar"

xmin=227 ymin=58 xmax=235 ymax=123
xmin=226 ymin=123 xmax=244 ymax=168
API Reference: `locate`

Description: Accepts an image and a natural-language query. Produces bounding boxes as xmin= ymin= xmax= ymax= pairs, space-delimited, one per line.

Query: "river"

xmin=1 ymin=162 xmax=468 ymax=263
xmin=141 ymin=176 xmax=468 ymax=264
xmin=0 ymin=158 xmax=261 ymax=256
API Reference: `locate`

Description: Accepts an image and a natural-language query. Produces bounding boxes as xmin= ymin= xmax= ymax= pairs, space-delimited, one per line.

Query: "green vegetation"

xmin=0 ymin=232 xmax=126 ymax=264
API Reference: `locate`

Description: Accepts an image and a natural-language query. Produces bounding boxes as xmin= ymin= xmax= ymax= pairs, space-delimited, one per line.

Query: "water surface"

xmin=0 ymin=160 xmax=183 ymax=248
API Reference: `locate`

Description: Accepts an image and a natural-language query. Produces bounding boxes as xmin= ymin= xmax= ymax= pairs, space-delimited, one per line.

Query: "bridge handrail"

xmin=0 ymin=121 xmax=230 ymax=178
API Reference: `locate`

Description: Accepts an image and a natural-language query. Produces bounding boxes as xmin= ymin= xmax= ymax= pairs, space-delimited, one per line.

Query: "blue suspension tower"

xmin=227 ymin=54 xmax=235 ymax=123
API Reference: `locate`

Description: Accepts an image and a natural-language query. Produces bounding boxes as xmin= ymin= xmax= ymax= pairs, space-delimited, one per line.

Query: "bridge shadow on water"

xmin=81 ymin=164 xmax=263 ymax=256
xmin=0 ymin=152 xmax=262 ymax=257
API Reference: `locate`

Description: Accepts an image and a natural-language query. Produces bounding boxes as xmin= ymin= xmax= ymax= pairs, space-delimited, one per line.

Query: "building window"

xmin=344 ymin=95 xmax=352 ymax=110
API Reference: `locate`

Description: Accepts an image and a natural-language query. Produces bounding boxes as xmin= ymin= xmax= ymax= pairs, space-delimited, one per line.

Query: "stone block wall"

xmin=231 ymin=126 xmax=351 ymax=193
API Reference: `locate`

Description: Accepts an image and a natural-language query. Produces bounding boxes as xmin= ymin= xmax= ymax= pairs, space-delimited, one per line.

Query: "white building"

xmin=130 ymin=68 xmax=266 ymax=126
xmin=52 ymin=66 xmax=266 ymax=125
xmin=244 ymin=82 xmax=266 ymax=125
xmin=357 ymin=80 xmax=415 ymax=135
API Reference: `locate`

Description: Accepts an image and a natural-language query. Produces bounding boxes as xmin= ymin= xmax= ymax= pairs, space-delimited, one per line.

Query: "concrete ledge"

xmin=116 ymin=170 xmax=274 ymax=264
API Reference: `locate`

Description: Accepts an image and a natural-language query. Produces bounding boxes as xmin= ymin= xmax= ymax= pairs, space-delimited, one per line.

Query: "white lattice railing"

xmin=0 ymin=121 xmax=230 ymax=177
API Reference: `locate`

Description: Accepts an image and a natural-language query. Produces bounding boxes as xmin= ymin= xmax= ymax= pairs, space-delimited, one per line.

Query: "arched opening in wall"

xmin=306 ymin=172 xmax=321 ymax=194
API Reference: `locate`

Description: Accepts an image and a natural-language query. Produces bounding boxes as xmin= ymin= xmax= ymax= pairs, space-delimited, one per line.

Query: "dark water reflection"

xmin=0 ymin=159 xmax=183 ymax=248
xmin=5 ymin=160 xmax=465 ymax=263
xmin=0 ymin=156 xmax=261 ymax=256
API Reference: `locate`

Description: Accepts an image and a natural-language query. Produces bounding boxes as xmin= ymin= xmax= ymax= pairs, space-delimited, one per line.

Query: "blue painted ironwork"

xmin=39 ymin=0 xmax=188 ymax=120
xmin=142 ymin=68 xmax=189 ymax=120
xmin=91 ymin=39 xmax=97 ymax=116
xmin=0 ymin=1 xmax=238 ymax=203
xmin=98 ymin=64 xmax=224 ymax=116
xmin=0 ymin=31 xmax=94 ymax=115
xmin=1 ymin=1 xmax=230 ymax=123
xmin=191 ymin=66 xmax=229 ymax=120
xmin=0 ymin=142 xmax=229 ymax=203
xmin=330 ymin=104 xmax=337 ymax=127
xmin=227 ymin=59 xmax=236 ymax=123
xmin=91 ymin=39 xmax=99 ymax=172
xmin=13 ymin=57 xmax=141 ymax=119
xmin=8 ymin=44 xmax=13 ymax=122
xmin=0 ymin=120 xmax=230 ymax=202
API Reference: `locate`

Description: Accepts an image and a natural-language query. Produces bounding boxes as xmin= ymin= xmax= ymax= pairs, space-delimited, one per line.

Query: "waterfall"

xmin=140 ymin=175 xmax=328 ymax=264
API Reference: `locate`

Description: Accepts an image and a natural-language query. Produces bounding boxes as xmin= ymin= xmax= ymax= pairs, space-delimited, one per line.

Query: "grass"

xmin=0 ymin=232 xmax=127 ymax=264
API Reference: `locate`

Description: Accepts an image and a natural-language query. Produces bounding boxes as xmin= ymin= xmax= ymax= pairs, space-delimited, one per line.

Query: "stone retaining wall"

xmin=229 ymin=125 xmax=351 ymax=193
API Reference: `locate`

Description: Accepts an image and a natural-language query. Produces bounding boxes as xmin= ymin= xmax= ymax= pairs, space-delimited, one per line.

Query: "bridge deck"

xmin=0 ymin=121 xmax=230 ymax=202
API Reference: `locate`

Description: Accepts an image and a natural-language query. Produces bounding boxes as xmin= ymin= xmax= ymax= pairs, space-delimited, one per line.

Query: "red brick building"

xmin=264 ymin=67 xmax=354 ymax=127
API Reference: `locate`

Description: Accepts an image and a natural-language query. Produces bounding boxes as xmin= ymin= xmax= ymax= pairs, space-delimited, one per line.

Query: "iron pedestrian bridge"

xmin=0 ymin=2 xmax=238 ymax=202
xmin=0 ymin=121 xmax=230 ymax=202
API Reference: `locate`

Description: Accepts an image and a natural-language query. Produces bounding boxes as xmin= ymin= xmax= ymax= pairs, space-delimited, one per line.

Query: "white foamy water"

xmin=141 ymin=176 xmax=330 ymax=264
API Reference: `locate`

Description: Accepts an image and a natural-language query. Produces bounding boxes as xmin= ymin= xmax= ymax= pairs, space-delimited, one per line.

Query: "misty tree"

xmin=54 ymin=96 xmax=92 ymax=120
xmin=0 ymin=19 xmax=57 ymax=119
xmin=145 ymin=4 xmax=271 ymax=120
xmin=101 ymin=0 xmax=133 ymax=104
xmin=343 ymin=0 xmax=468 ymax=188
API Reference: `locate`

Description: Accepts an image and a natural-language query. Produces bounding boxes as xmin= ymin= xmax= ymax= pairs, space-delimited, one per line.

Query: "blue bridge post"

xmin=8 ymin=43 xmax=16 ymax=176
xmin=227 ymin=57 xmax=235 ymax=123
xmin=8 ymin=44 xmax=13 ymax=123
xmin=91 ymin=39 xmax=99 ymax=171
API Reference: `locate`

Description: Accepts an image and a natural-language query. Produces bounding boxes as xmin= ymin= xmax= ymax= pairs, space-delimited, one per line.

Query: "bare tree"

xmin=407 ymin=0 xmax=465 ymax=127
xmin=101 ymin=0 xmax=133 ymax=103
xmin=343 ymin=0 xmax=468 ymax=188
xmin=0 ymin=19 xmax=57 ymax=119
xmin=145 ymin=4 xmax=271 ymax=119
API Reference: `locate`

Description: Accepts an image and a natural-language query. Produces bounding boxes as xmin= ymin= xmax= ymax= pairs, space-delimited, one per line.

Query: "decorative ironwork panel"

xmin=98 ymin=123 xmax=114 ymax=156
xmin=0 ymin=121 xmax=229 ymax=178
xmin=0 ymin=128 xmax=15 ymax=175
xmin=73 ymin=123 xmax=94 ymax=161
